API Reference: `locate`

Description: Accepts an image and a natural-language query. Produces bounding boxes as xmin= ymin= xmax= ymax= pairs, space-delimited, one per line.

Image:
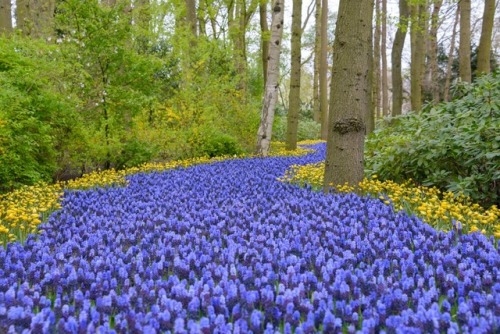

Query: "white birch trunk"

xmin=256 ymin=0 xmax=285 ymax=156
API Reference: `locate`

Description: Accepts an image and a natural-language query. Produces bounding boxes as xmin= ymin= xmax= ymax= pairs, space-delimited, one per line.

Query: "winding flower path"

xmin=1 ymin=144 xmax=499 ymax=333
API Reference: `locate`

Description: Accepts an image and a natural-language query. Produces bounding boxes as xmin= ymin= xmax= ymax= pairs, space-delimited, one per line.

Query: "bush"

xmin=273 ymin=116 xmax=321 ymax=142
xmin=365 ymin=72 xmax=500 ymax=206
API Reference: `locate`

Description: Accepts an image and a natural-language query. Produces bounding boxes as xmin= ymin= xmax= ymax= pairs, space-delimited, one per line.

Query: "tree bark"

xmin=381 ymin=0 xmax=389 ymax=116
xmin=16 ymin=0 xmax=56 ymax=37
xmin=476 ymin=0 xmax=496 ymax=75
xmin=0 ymin=0 xmax=11 ymax=34
xmin=286 ymin=0 xmax=302 ymax=150
xmin=391 ymin=0 xmax=408 ymax=116
xmin=444 ymin=5 xmax=459 ymax=102
xmin=259 ymin=0 xmax=269 ymax=86
xmin=373 ymin=0 xmax=381 ymax=119
xmin=186 ymin=0 xmax=198 ymax=37
xmin=324 ymin=0 xmax=373 ymax=190
xmin=256 ymin=0 xmax=285 ymax=156
xmin=410 ymin=2 xmax=426 ymax=112
xmin=428 ymin=0 xmax=443 ymax=104
xmin=319 ymin=0 xmax=328 ymax=139
xmin=459 ymin=0 xmax=471 ymax=82
xmin=312 ymin=0 xmax=321 ymax=123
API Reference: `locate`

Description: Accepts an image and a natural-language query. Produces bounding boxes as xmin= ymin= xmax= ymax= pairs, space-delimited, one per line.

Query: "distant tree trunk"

xmin=17 ymin=0 xmax=56 ymax=37
xmin=312 ymin=0 xmax=321 ymax=123
xmin=324 ymin=0 xmax=373 ymax=190
xmin=428 ymin=0 xmax=443 ymax=104
xmin=286 ymin=0 xmax=302 ymax=150
xmin=186 ymin=0 xmax=197 ymax=37
xmin=0 ymin=0 xmax=12 ymax=34
xmin=319 ymin=0 xmax=328 ymax=139
xmin=259 ymin=0 xmax=269 ymax=86
xmin=410 ymin=2 xmax=426 ymax=112
xmin=366 ymin=10 xmax=375 ymax=134
xmin=459 ymin=0 xmax=471 ymax=82
xmin=476 ymin=0 xmax=496 ymax=75
xmin=444 ymin=5 xmax=459 ymax=101
xmin=198 ymin=0 xmax=207 ymax=36
xmin=373 ymin=0 xmax=381 ymax=120
xmin=381 ymin=0 xmax=389 ymax=116
xmin=392 ymin=0 xmax=408 ymax=116
xmin=256 ymin=0 xmax=285 ymax=156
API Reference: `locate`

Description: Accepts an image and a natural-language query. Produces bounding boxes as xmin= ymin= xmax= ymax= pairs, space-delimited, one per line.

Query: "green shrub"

xmin=273 ymin=116 xmax=321 ymax=142
xmin=365 ymin=72 xmax=500 ymax=206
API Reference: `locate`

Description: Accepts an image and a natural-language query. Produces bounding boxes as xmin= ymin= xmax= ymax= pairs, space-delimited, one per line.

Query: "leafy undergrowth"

xmin=0 ymin=143 xmax=499 ymax=333
xmin=0 ymin=141 xmax=317 ymax=246
xmin=280 ymin=162 xmax=500 ymax=239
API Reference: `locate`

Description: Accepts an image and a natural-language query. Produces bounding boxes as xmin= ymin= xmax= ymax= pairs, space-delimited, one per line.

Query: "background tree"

xmin=459 ymin=0 xmax=472 ymax=82
xmin=16 ymin=0 xmax=56 ymax=37
xmin=286 ymin=0 xmax=302 ymax=150
xmin=373 ymin=0 xmax=381 ymax=119
xmin=410 ymin=1 xmax=426 ymax=112
xmin=259 ymin=0 xmax=270 ymax=85
xmin=312 ymin=0 xmax=321 ymax=123
xmin=428 ymin=0 xmax=443 ymax=104
xmin=391 ymin=0 xmax=409 ymax=116
xmin=0 ymin=0 xmax=12 ymax=34
xmin=256 ymin=0 xmax=284 ymax=156
xmin=319 ymin=0 xmax=328 ymax=139
xmin=324 ymin=0 xmax=373 ymax=190
xmin=381 ymin=0 xmax=389 ymax=116
xmin=476 ymin=0 xmax=496 ymax=75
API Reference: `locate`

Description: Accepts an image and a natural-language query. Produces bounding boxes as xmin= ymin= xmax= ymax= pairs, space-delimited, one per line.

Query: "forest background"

xmin=0 ymin=0 xmax=499 ymax=207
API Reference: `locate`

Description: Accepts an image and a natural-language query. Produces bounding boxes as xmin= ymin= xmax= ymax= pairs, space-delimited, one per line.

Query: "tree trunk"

xmin=256 ymin=0 xmax=285 ymax=156
xmin=17 ymin=0 xmax=56 ymax=37
xmin=186 ymin=0 xmax=198 ymax=37
xmin=259 ymin=0 xmax=269 ymax=86
xmin=312 ymin=0 xmax=321 ymax=123
xmin=319 ymin=0 xmax=328 ymax=139
xmin=324 ymin=0 xmax=373 ymax=190
xmin=286 ymin=0 xmax=302 ymax=150
xmin=476 ymin=0 xmax=496 ymax=75
xmin=391 ymin=0 xmax=408 ymax=116
xmin=459 ymin=0 xmax=471 ymax=83
xmin=444 ymin=5 xmax=459 ymax=101
xmin=373 ymin=0 xmax=381 ymax=119
xmin=198 ymin=0 xmax=207 ymax=36
xmin=381 ymin=0 xmax=389 ymax=116
xmin=410 ymin=2 xmax=426 ymax=112
xmin=0 ymin=0 xmax=12 ymax=34
xmin=428 ymin=0 xmax=443 ymax=104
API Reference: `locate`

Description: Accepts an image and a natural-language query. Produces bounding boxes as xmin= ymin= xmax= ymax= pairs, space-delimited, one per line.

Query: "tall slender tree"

xmin=286 ymin=0 xmax=302 ymax=150
xmin=324 ymin=0 xmax=373 ymax=190
xmin=256 ymin=0 xmax=285 ymax=156
xmin=410 ymin=1 xmax=426 ymax=112
xmin=428 ymin=0 xmax=443 ymax=104
xmin=319 ymin=0 xmax=328 ymax=139
xmin=373 ymin=0 xmax=381 ymax=119
xmin=16 ymin=0 xmax=56 ymax=37
xmin=259 ymin=0 xmax=270 ymax=86
xmin=381 ymin=0 xmax=389 ymax=116
xmin=391 ymin=0 xmax=409 ymax=116
xmin=444 ymin=5 xmax=459 ymax=101
xmin=0 ymin=0 xmax=12 ymax=34
xmin=312 ymin=0 xmax=321 ymax=123
xmin=476 ymin=0 xmax=496 ymax=75
xmin=459 ymin=0 xmax=471 ymax=82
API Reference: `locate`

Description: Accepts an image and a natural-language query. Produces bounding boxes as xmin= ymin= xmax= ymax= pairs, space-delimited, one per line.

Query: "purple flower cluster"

xmin=0 ymin=144 xmax=499 ymax=333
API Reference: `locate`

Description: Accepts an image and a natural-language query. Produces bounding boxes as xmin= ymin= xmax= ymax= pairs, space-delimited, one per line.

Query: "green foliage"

xmin=0 ymin=37 xmax=85 ymax=191
xmin=366 ymin=72 xmax=500 ymax=206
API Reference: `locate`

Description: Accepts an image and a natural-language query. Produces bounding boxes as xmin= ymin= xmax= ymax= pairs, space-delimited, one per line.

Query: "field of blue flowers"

xmin=1 ymin=143 xmax=499 ymax=333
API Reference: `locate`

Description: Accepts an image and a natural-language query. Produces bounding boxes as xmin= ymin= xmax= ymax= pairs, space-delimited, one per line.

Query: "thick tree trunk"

xmin=391 ymin=0 xmax=408 ymax=116
xmin=17 ymin=0 xmax=56 ymax=37
xmin=429 ymin=0 xmax=443 ymax=104
xmin=259 ymin=0 xmax=269 ymax=86
xmin=186 ymin=0 xmax=197 ymax=37
xmin=0 ymin=0 xmax=12 ymax=34
xmin=444 ymin=5 xmax=459 ymax=101
xmin=319 ymin=0 xmax=328 ymax=139
xmin=476 ymin=0 xmax=496 ymax=75
xmin=324 ymin=0 xmax=373 ymax=190
xmin=459 ymin=0 xmax=471 ymax=83
xmin=256 ymin=0 xmax=285 ymax=156
xmin=286 ymin=0 xmax=302 ymax=150
xmin=410 ymin=2 xmax=426 ymax=112
xmin=312 ymin=0 xmax=321 ymax=123
xmin=381 ymin=0 xmax=389 ymax=116
xmin=373 ymin=0 xmax=381 ymax=119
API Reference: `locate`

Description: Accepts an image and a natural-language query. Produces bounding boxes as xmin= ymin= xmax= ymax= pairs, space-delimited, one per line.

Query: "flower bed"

xmin=0 ymin=143 xmax=499 ymax=332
